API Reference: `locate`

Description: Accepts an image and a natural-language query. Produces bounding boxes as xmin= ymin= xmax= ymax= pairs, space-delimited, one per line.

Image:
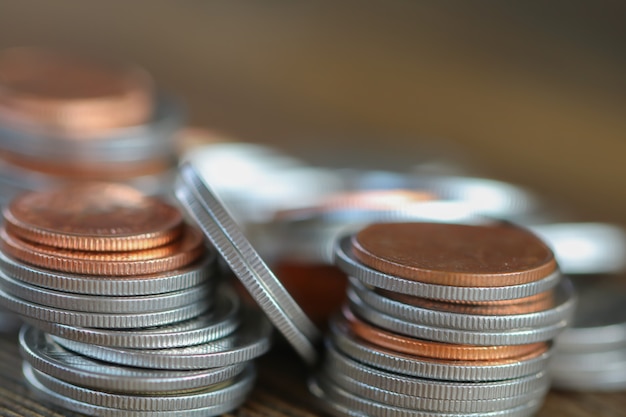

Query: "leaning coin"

xmin=335 ymin=236 xmax=561 ymax=302
xmin=27 ymin=364 xmax=255 ymax=411
xmin=0 ymin=249 xmax=215 ymax=296
xmin=176 ymin=163 xmax=320 ymax=365
xmin=329 ymin=320 xmax=551 ymax=382
xmin=0 ymin=286 xmax=208 ymax=328
xmin=22 ymin=290 xmax=239 ymax=348
xmin=309 ymin=376 xmax=544 ymax=417
xmin=23 ymin=364 xmax=248 ymax=417
xmin=51 ymin=309 xmax=272 ymax=369
xmin=20 ymin=326 xmax=246 ymax=393
xmin=349 ymin=277 xmax=575 ymax=331
xmin=348 ymin=293 xmax=568 ymax=345
xmin=0 ymin=270 xmax=212 ymax=313
xmin=323 ymin=342 xmax=548 ymax=400
xmin=322 ymin=370 xmax=548 ymax=413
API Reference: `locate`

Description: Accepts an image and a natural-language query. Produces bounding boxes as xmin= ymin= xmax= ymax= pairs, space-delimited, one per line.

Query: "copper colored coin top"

xmin=352 ymin=222 xmax=557 ymax=287
xmin=0 ymin=46 xmax=153 ymax=133
xmin=5 ymin=183 xmax=183 ymax=251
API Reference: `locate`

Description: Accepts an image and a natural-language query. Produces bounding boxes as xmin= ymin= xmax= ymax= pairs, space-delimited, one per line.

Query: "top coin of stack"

xmin=0 ymin=47 xmax=183 ymax=204
xmin=312 ymin=222 xmax=576 ymax=417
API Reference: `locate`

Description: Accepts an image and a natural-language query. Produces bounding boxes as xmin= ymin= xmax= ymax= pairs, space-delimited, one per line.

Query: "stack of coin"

xmin=0 ymin=183 xmax=272 ymax=416
xmin=549 ymin=274 xmax=626 ymax=391
xmin=0 ymin=47 xmax=182 ymax=206
xmin=311 ymin=222 xmax=576 ymax=417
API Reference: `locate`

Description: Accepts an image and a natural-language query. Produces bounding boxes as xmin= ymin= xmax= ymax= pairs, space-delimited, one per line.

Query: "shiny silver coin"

xmin=20 ymin=326 xmax=246 ymax=393
xmin=529 ymin=223 xmax=626 ymax=275
xmin=309 ymin=376 xmax=544 ymax=417
xmin=349 ymin=277 xmax=576 ymax=331
xmin=22 ymin=291 xmax=240 ymax=348
xmin=0 ymin=286 xmax=209 ymax=329
xmin=176 ymin=162 xmax=320 ymax=365
xmin=321 ymin=370 xmax=548 ymax=413
xmin=0 ymin=250 xmax=214 ymax=296
xmin=323 ymin=342 xmax=549 ymax=400
xmin=0 ymin=270 xmax=212 ymax=313
xmin=0 ymin=93 xmax=182 ymax=163
xmin=555 ymin=275 xmax=626 ymax=352
xmin=329 ymin=320 xmax=552 ymax=382
xmin=23 ymin=364 xmax=248 ymax=417
xmin=27 ymin=363 xmax=254 ymax=411
xmin=334 ymin=236 xmax=561 ymax=302
xmin=348 ymin=290 xmax=569 ymax=345
xmin=52 ymin=309 xmax=272 ymax=369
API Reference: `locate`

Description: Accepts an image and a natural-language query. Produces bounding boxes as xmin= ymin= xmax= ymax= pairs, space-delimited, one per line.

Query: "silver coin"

xmin=309 ymin=376 xmax=544 ymax=417
xmin=0 ymin=249 xmax=215 ymax=296
xmin=348 ymin=291 xmax=569 ymax=345
xmin=550 ymin=349 xmax=626 ymax=373
xmin=349 ymin=277 xmax=576 ymax=331
xmin=0 ymin=270 xmax=213 ymax=313
xmin=0 ymin=93 xmax=182 ymax=163
xmin=21 ymin=290 xmax=240 ymax=348
xmin=321 ymin=370 xmax=548 ymax=413
xmin=334 ymin=236 xmax=561 ymax=302
xmin=550 ymin=361 xmax=626 ymax=392
xmin=555 ymin=275 xmax=626 ymax=352
xmin=20 ymin=325 xmax=246 ymax=393
xmin=52 ymin=309 xmax=272 ymax=369
xmin=329 ymin=320 xmax=552 ymax=382
xmin=27 ymin=363 xmax=255 ymax=411
xmin=0 ymin=286 xmax=209 ymax=329
xmin=175 ymin=162 xmax=320 ymax=365
xmin=23 ymin=364 xmax=248 ymax=417
xmin=323 ymin=342 xmax=549 ymax=400
xmin=529 ymin=223 xmax=626 ymax=275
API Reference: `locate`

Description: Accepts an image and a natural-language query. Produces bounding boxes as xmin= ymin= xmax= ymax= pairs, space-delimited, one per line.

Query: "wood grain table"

xmin=1 ymin=330 xmax=624 ymax=417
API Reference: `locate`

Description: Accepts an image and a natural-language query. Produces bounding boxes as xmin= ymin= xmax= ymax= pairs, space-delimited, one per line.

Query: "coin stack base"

xmin=314 ymin=223 xmax=575 ymax=417
xmin=0 ymin=184 xmax=272 ymax=416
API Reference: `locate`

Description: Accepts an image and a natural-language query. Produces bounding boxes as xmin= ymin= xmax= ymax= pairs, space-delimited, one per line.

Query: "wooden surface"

xmin=0 ymin=331 xmax=625 ymax=417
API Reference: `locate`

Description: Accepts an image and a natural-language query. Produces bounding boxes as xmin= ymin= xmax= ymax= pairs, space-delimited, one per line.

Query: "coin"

xmin=4 ymin=183 xmax=183 ymax=251
xmin=23 ymin=291 xmax=240 ymax=348
xmin=0 ymin=249 xmax=214 ymax=296
xmin=334 ymin=236 xmax=561 ymax=302
xmin=329 ymin=319 xmax=551 ymax=382
xmin=175 ymin=162 xmax=320 ymax=365
xmin=352 ymin=223 xmax=556 ymax=286
xmin=0 ymin=225 xmax=205 ymax=276
xmin=349 ymin=278 xmax=576 ymax=332
xmin=0 ymin=47 xmax=153 ymax=135
xmin=341 ymin=308 xmax=547 ymax=360
xmin=51 ymin=309 xmax=272 ymax=369
xmin=20 ymin=325 xmax=246 ymax=393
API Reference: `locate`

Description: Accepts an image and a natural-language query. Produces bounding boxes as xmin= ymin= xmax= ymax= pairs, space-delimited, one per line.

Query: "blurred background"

xmin=0 ymin=0 xmax=624 ymax=224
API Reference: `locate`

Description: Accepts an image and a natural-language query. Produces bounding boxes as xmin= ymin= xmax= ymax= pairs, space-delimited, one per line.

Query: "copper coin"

xmin=341 ymin=306 xmax=547 ymax=360
xmin=0 ymin=226 xmax=204 ymax=276
xmin=4 ymin=183 xmax=183 ymax=251
xmin=0 ymin=47 xmax=153 ymax=135
xmin=352 ymin=222 xmax=556 ymax=287
xmin=377 ymin=288 xmax=555 ymax=315
xmin=332 ymin=316 xmax=550 ymax=366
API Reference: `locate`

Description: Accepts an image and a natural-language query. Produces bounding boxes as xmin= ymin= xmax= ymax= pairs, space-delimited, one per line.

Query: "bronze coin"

xmin=352 ymin=222 xmax=556 ymax=287
xmin=377 ymin=288 xmax=555 ymax=315
xmin=341 ymin=306 xmax=547 ymax=360
xmin=0 ymin=226 xmax=205 ymax=276
xmin=4 ymin=183 xmax=183 ymax=251
xmin=0 ymin=47 xmax=153 ymax=135
xmin=333 ymin=316 xmax=550 ymax=366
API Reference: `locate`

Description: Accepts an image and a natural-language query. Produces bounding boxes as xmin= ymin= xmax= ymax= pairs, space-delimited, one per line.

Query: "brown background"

xmin=0 ymin=1 xmax=625 ymax=224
